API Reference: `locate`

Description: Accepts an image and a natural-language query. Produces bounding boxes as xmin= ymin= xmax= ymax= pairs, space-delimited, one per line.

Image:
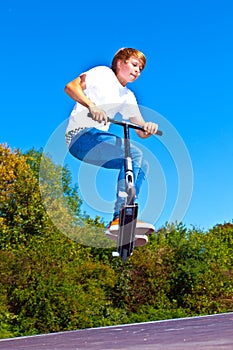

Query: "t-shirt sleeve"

xmin=83 ymin=66 xmax=112 ymax=89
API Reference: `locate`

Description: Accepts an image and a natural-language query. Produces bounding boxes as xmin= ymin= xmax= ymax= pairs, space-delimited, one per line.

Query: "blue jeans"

xmin=69 ymin=128 xmax=148 ymax=218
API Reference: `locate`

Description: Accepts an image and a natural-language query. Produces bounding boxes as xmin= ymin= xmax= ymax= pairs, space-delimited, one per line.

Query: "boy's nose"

xmin=133 ymin=67 xmax=139 ymax=75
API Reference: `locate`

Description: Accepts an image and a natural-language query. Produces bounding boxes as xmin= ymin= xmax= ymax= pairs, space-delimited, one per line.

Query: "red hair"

xmin=111 ymin=48 xmax=146 ymax=74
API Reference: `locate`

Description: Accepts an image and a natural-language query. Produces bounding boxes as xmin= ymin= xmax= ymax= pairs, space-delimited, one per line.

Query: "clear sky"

xmin=1 ymin=0 xmax=233 ymax=231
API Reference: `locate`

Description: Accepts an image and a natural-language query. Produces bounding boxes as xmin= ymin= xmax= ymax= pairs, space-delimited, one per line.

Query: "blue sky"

xmin=1 ymin=0 xmax=233 ymax=231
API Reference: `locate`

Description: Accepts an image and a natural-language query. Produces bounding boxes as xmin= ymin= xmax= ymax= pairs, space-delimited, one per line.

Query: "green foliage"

xmin=2 ymin=237 xmax=116 ymax=335
xmin=0 ymin=146 xmax=47 ymax=249
xmin=0 ymin=144 xmax=233 ymax=339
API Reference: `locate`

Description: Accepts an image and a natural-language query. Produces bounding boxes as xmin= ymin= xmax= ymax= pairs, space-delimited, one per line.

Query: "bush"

xmin=1 ymin=145 xmax=233 ymax=338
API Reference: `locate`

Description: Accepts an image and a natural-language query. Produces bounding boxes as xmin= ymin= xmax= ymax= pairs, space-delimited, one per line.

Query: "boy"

xmin=65 ymin=48 xmax=159 ymax=246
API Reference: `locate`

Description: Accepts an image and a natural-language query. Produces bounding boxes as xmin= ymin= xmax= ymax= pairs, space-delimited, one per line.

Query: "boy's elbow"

xmin=64 ymin=83 xmax=72 ymax=95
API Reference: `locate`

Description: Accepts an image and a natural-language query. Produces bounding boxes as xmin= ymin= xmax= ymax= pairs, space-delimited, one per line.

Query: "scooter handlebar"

xmin=87 ymin=113 xmax=163 ymax=136
xmin=108 ymin=117 xmax=163 ymax=136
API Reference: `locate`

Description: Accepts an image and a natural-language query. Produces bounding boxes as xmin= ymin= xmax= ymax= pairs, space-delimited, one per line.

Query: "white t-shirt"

xmin=66 ymin=66 xmax=142 ymax=133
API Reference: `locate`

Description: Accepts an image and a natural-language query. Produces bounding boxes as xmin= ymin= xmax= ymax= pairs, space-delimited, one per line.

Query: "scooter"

xmin=109 ymin=118 xmax=162 ymax=262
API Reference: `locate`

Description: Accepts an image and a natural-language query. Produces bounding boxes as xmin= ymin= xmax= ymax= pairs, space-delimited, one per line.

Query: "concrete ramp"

xmin=1 ymin=312 xmax=233 ymax=349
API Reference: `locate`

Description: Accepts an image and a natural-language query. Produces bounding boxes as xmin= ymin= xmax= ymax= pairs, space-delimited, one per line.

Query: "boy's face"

xmin=116 ymin=56 xmax=144 ymax=86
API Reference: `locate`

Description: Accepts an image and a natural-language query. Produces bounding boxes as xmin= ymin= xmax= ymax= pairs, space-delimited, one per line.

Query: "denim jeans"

xmin=69 ymin=128 xmax=148 ymax=218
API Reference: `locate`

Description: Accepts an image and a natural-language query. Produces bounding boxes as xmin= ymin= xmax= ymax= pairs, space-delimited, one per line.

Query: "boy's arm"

xmin=64 ymin=75 xmax=93 ymax=109
xmin=64 ymin=75 xmax=108 ymax=124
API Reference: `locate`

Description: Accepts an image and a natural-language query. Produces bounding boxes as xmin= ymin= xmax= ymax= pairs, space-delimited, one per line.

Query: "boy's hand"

xmin=89 ymin=106 xmax=108 ymax=125
xmin=143 ymin=122 xmax=158 ymax=135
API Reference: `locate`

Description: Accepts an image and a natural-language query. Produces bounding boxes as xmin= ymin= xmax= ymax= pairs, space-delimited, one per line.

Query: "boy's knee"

xmin=131 ymin=146 xmax=143 ymax=164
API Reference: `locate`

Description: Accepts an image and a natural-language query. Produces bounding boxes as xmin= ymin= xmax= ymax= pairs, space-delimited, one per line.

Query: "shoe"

xmin=107 ymin=217 xmax=120 ymax=234
xmin=107 ymin=218 xmax=155 ymax=236
xmin=105 ymin=218 xmax=149 ymax=247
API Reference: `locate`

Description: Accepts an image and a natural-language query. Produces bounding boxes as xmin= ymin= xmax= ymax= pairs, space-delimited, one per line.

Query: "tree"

xmin=0 ymin=145 xmax=48 ymax=248
xmin=0 ymin=145 xmax=116 ymax=336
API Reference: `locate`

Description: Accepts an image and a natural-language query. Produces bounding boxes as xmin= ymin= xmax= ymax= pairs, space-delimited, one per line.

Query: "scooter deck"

xmin=108 ymin=218 xmax=155 ymax=236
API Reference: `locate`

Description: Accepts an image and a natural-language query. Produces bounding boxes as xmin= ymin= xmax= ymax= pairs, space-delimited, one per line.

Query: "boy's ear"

xmin=116 ymin=59 xmax=123 ymax=71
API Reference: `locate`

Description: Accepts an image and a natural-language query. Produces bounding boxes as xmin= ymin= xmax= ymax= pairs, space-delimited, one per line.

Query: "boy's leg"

xmin=112 ymin=143 xmax=148 ymax=218
xmin=69 ymin=128 xmax=126 ymax=218
xmin=69 ymin=129 xmax=153 ymax=238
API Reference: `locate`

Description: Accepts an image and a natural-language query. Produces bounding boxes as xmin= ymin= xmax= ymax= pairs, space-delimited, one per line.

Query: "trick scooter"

xmin=108 ymin=118 xmax=162 ymax=262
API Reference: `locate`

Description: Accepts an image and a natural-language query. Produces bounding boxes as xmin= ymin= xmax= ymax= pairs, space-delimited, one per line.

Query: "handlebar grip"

xmin=87 ymin=113 xmax=163 ymax=136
